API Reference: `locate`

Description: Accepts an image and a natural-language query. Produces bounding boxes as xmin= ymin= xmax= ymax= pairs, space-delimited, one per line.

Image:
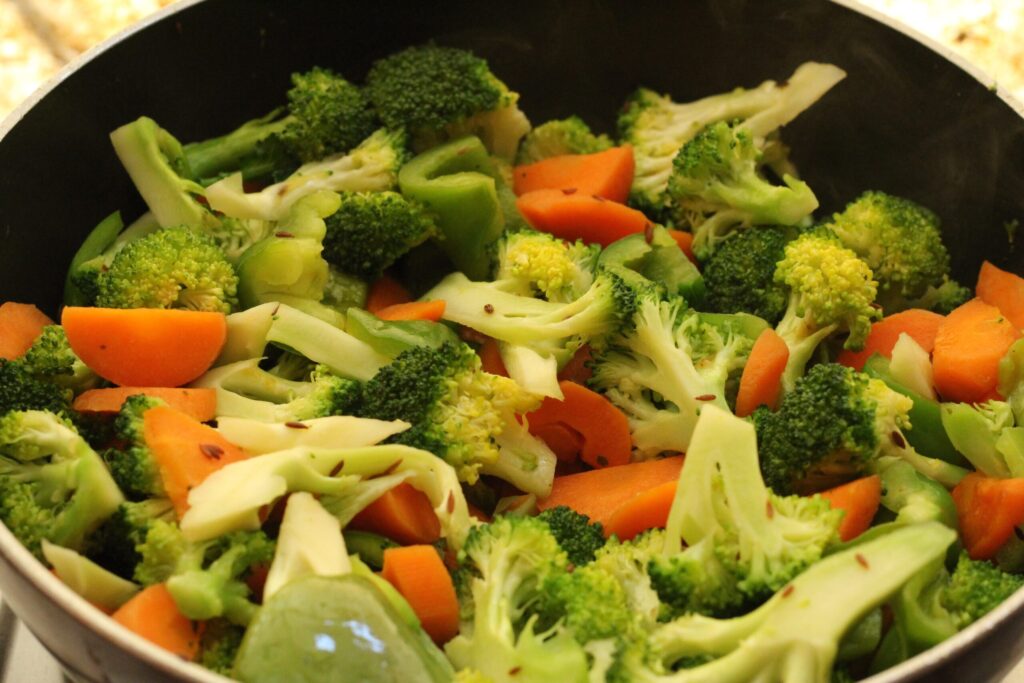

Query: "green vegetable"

xmin=599 ymin=226 xmax=705 ymax=306
xmin=536 ymin=506 xmax=606 ymax=567
xmin=42 ymin=540 xmax=139 ymax=611
xmin=342 ymin=530 xmax=398 ymax=571
xmin=516 ymin=116 xmax=613 ymax=165
xmin=701 ymin=225 xmax=794 ymax=325
xmin=940 ymin=400 xmax=1024 ymax=478
xmin=63 ymin=210 xmax=123 ymax=306
xmin=345 ymin=308 xmax=459 ymax=358
xmin=85 ymin=498 xmax=175 ymax=580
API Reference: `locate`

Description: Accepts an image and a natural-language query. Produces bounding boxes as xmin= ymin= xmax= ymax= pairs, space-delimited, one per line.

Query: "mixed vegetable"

xmin=3 ymin=42 xmax=1024 ymax=683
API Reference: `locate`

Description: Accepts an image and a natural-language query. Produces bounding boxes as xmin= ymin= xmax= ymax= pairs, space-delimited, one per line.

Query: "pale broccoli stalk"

xmin=42 ymin=540 xmax=139 ymax=612
xmin=480 ymin=416 xmax=558 ymax=498
xmin=999 ymin=338 xmax=1024 ymax=424
xmin=179 ymin=444 xmax=473 ymax=549
xmin=214 ymin=416 xmax=409 ymax=454
xmin=940 ymin=400 xmax=1024 ymax=478
xmin=263 ymin=492 xmax=351 ymax=602
xmin=205 ymin=128 xmax=407 ymax=221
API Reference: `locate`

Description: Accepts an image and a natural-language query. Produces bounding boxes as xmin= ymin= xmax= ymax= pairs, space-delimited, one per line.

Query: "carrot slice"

xmin=603 ymin=479 xmax=677 ymax=540
xmin=348 ymin=482 xmax=441 ymax=545
xmin=556 ymin=344 xmax=593 ymax=384
xmin=0 ymin=302 xmax=54 ymax=360
xmin=977 ymin=260 xmax=1024 ymax=330
xmin=61 ymin=307 xmax=226 ymax=387
xmin=111 ymin=584 xmax=202 ymax=660
xmin=666 ymin=230 xmax=698 ymax=264
xmin=143 ymin=405 xmax=248 ymax=517
xmin=537 ymin=455 xmax=684 ymax=527
xmin=837 ymin=309 xmax=945 ymax=371
xmin=513 ymin=146 xmax=635 ymax=203
xmin=818 ymin=475 xmax=882 ymax=542
xmin=366 ymin=273 xmax=412 ymax=314
xmin=380 ymin=545 xmax=459 ymax=644
xmin=952 ymin=472 xmax=1024 ymax=559
xmin=735 ymin=328 xmax=790 ymax=417
xmin=515 ymin=189 xmax=651 ymax=247
xmin=477 ymin=337 xmax=508 ymax=377
xmin=375 ymin=300 xmax=446 ymax=322
xmin=73 ymin=387 xmax=218 ymax=422
xmin=932 ymin=299 xmax=1021 ymax=403
xmin=530 ymin=422 xmax=585 ymax=462
xmin=527 ymin=380 xmax=632 ymax=468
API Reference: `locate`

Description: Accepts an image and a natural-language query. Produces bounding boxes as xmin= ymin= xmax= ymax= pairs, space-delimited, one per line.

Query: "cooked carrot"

xmin=515 ymin=189 xmax=651 ymax=247
xmin=818 ymin=475 xmax=882 ymax=542
xmin=61 ymin=307 xmax=226 ymax=387
xmin=603 ymin=479 xmax=677 ymax=540
xmin=537 ymin=455 xmax=684 ymax=527
xmin=0 ymin=302 xmax=54 ymax=360
xmin=952 ymin=472 xmax=1024 ymax=560
xmin=111 ymin=583 xmax=202 ymax=660
xmin=527 ymin=380 xmax=632 ymax=468
xmin=375 ymin=300 xmax=446 ymax=322
xmin=349 ymin=482 xmax=441 ymax=545
xmin=666 ymin=230 xmax=698 ymax=264
xmin=932 ymin=299 xmax=1021 ymax=403
xmin=513 ymin=146 xmax=635 ymax=203
xmin=143 ymin=405 xmax=248 ymax=517
xmin=735 ymin=328 xmax=790 ymax=417
xmin=477 ymin=337 xmax=508 ymax=377
xmin=837 ymin=309 xmax=945 ymax=371
xmin=73 ymin=387 xmax=218 ymax=422
xmin=556 ymin=344 xmax=593 ymax=384
xmin=529 ymin=422 xmax=585 ymax=462
xmin=366 ymin=273 xmax=412 ymax=314
xmin=977 ymin=260 xmax=1024 ymax=330
xmin=380 ymin=545 xmax=459 ymax=644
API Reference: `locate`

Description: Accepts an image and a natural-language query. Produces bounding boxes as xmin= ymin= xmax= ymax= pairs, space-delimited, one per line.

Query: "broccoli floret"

xmin=589 ymin=292 xmax=754 ymax=456
xmin=592 ymin=531 xmax=666 ymax=627
xmin=825 ymin=191 xmax=955 ymax=313
xmin=444 ymin=515 xmax=590 ymax=681
xmin=366 ymin=44 xmax=530 ymax=160
xmin=515 ymin=116 xmax=613 ymax=165
xmin=943 ymin=552 xmax=1024 ymax=628
xmin=666 ymin=121 xmax=818 ymax=259
xmin=85 ymin=498 xmax=175 ymax=580
xmin=907 ymin=276 xmax=972 ymax=315
xmin=493 ymin=229 xmax=599 ymax=303
xmin=94 ymin=226 xmax=238 ymax=312
xmin=701 ymin=225 xmax=794 ymax=325
xmin=0 ymin=411 xmax=124 ymax=557
xmin=533 ymin=562 xmax=640 ymax=646
xmin=536 ymin=506 xmax=606 ymax=566
xmin=0 ymin=359 xmax=73 ymax=417
xmin=104 ymin=395 xmax=166 ymax=500
xmin=184 ymin=67 xmax=379 ymax=184
xmin=198 ymin=619 xmax=245 ymax=677
xmin=756 ymin=363 xmax=967 ymax=495
xmin=18 ymin=325 xmax=99 ymax=395
xmin=360 ymin=341 xmax=544 ymax=485
xmin=617 ymin=62 xmax=845 ymax=218
xmin=773 ymin=230 xmax=880 ymax=392
xmin=321 ymin=191 xmax=438 ymax=280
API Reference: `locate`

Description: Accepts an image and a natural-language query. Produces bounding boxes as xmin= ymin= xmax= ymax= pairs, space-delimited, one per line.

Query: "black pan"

xmin=1 ymin=1 xmax=1023 ymax=681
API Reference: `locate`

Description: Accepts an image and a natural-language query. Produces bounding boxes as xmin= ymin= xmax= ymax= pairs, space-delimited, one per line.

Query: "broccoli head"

xmin=19 ymin=325 xmax=100 ymax=394
xmin=493 ymin=229 xmax=599 ymax=303
xmin=104 ymin=395 xmax=166 ymax=500
xmin=536 ymin=506 xmax=606 ymax=566
xmin=701 ymin=225 xmax=793 ymax=325
xmin=515 ymin=116 xmax=613 ymax=165
xmin=85 ymin=498 xmax=175 ymax=580
xmin=942 ymin=552 xmax=1024 ymax=629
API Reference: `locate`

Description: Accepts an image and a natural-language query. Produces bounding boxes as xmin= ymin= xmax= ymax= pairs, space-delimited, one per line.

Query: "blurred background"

xmin=1 ymin=0 xmax=1022 ymax=120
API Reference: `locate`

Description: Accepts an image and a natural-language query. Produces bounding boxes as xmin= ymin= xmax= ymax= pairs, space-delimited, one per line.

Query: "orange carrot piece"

xmin=381 ymin=545 xmax=459 ymax=644
xmin=556 ymin=344 xmax=593 ymax=384
xmin=61 ymin=307 xmax=226 ymax=387
xmin=0 ymin=302 xmax=54 ymax=360
xmin=366 ymin=273 xmax=412 ymax=314
xmin=73 ymin=387 xmax=218 ymax=422
xmin=530 ymin=422 xmax=585 ymax=462
xmin=527 ymin=380 xmax=632 ymax=468
xmin=111 ymin=584 xmax=202 ymax=660
xmin=837 ymin=309 xmax=945 ymax=371
xmin=516 ymin=189 xmax=651 ymax=247
xmin=735 ymin=328 xmax=790 ymax=417
xmin=142 ymin=405 xmax=248 ymax=517
xmin=477 ymin=337 xmax=509 ymax=377
xmin=977 ymin=260 xmax=1024 ymax=330
xmin=375 ymin=300 xmax=446 ymax=322
xmin=932 ymin=299 xmax=1022 ymax=403
xmin=666 ymin=230 xmax=698 ymax=264
xmin=818 ymin=475 xmax=882 ymax=542
xmin=349 ymin=482 xmax=441 ymax=545
xmin=952 ymin=472 xmax=1024 ymax=559
xmin=537 ymin=455 xmax=684 ymax=527
xmin=512 ymin=146 xmax=635 ymax=203
xmin=604 ymin=479 xmax=678 ymax=540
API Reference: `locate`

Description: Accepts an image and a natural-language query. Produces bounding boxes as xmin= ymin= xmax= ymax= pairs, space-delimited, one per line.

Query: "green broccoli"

xmin=825 ymin=191 xmax=967 ymax=313
xmin=198 ymin=619 xmax=245 ymax=677
xmin=321 ymin=191 xmax=438 ymax=280
xmin=940 ymin=399 xmax=1024 ymax=478
xmin=103 ymin=394 xmax=167 ymax=501
xmin=0 ymin=410 xmax=124 ymax=557
xmin=773 ymin=230 xmax=880 ymax=392
xmin=366 ymin=44 xmax=530 ymax=160
xmin=701 ymin=225 xmax=794 ymax=325
xmin=533 ymin=562 xmax=641 ymax=646
xmin=184 ymin=67 xmax=379 ymax=184
xmin=493 ymin=229 xmax=599 ymax=303
xmin=666 ymin=121 xmax=818 ymax=259
xmin=85 ymin=498 xmax=175 ymax=580
xmin=515 ymin=116 xmax=613 ymax=165
xmin=15 ymin=325 xmax=99 ymax=396
xmin=589 ymin=291 xmax=754 ymax=456
xmin=0 ymin=358 xmax=73 ymax=417
xmin=617 ymin=62 xmax=845 ymax=217
xmin=94 ymin=226 xmax=238 ymax=312
xmin=598 ymin=225 xmax=706 ymax=306
xmin=536 ymin=506 xmax=606 ymax=566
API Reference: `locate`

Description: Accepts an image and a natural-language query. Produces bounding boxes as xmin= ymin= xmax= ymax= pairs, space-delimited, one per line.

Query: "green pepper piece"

xmin=398 ymin=136 xmax=504 ymax=281
xmin=863 ymin=354 xmax=968 ymax=468
xmin=836 ymin=607 xmax=883 ymax=663
xmin=876 ymin=457 xmax=958 ymax=529
xmin=342 ymin=530 xmax=399 ymax=571
xmin=63 ymin=211 xmax=124 ymax=306
xmin=599 ymin=226 xmax=705 ymax=305
xmin=346 ymin=308 xmax=459 ymax=358
xmin=940 ymin=401 xmax=1023 ymax=478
